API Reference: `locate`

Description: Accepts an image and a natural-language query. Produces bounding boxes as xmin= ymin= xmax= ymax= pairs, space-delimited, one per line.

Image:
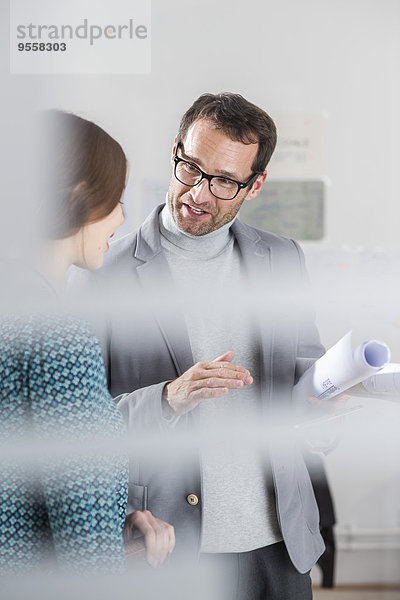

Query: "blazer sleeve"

xmin=116 ymin=382 xmax=182 ymax=431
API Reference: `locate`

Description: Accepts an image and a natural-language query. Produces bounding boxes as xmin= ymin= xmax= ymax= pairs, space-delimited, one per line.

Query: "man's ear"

xmin=244 ymin=171 xmax=267 ymax=203
xmin=171 ymin=135 xmax=178 ymax=165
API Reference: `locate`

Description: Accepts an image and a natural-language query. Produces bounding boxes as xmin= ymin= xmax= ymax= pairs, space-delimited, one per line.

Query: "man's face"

xmin=168 ymin=119 xmax=266 ymax=236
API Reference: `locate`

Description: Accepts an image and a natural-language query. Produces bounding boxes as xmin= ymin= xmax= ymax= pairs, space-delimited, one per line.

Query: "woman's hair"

xmin=42 ymin=110 xmax=127 ymax=239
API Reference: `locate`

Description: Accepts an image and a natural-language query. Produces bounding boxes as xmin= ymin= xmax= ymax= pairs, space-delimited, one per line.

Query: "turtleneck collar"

xmin=159 ymin=201 xmax=235 ymax=259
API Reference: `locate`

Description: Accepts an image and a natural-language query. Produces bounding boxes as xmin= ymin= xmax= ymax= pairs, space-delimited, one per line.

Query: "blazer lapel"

xmin=231 ymin=220 xmax=271 ymax=280
xmin=134 ymin=205 xmax=194 ymax=376
xmin=231 ymin=220 xmax=274 ymax=409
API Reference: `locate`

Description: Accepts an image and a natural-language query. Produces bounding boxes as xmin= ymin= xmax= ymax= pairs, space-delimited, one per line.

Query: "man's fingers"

xmin=192 ymin=376 xmax=246 ymax=390
xmin=206 ymin=361 xmax=249 ymax=373
xmin=190 ymin=387 xmax=229 ymax=403
xmin=197 ymin=363 xmax=252 ymax=384
xmin=204 ymin=364 xmax=253 ymax=385
xmin=212 ymin=350 xmax=234 ymax=363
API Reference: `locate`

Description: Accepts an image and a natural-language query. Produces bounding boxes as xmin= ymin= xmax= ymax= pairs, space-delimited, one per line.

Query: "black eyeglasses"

xmin=173 ymin=143 xmax=262 ymax=201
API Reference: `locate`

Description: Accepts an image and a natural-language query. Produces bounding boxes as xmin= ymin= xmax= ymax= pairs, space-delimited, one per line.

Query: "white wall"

xmin=2 ymin=0 xmax=400 ymax=586
xmin=5 ymin=0 xmax=399 ymax=245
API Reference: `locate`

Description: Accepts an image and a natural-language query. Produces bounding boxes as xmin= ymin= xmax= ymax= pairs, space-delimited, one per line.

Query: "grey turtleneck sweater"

xmin=159 ymin=204 xmax=282 ymax=553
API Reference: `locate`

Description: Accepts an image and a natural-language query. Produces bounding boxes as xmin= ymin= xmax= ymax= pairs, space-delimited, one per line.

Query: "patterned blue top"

xmin=0 ymin=312 xmax=128 ymax=574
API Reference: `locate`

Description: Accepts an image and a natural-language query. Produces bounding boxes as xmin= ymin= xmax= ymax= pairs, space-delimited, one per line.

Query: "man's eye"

xmin=183 ymin=162 xmax=199 ymax=174
xmin=214 ymin=177 xmax=236 ymax=189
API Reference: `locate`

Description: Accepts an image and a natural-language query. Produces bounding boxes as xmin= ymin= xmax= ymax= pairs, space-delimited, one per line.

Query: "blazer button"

xmin=187 ymin=494 xmax=199 ymax=506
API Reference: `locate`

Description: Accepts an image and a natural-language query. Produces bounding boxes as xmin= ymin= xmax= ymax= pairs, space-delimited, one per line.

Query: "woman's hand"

xmin=123 ymin=510 xmax=175 ymax=568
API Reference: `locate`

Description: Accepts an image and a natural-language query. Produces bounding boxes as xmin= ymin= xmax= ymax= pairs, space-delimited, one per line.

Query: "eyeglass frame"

xmin=173 ymin=142 xmax=263 ymax=201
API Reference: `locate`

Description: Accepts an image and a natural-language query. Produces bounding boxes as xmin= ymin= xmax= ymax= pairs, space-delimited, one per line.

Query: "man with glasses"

xmin=75 ymin=93 xmax=328 ymax=599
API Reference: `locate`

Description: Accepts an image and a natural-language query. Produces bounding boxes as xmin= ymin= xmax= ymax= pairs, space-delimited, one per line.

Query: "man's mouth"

xmin=183 ymin=203 xmax=209 ymax=216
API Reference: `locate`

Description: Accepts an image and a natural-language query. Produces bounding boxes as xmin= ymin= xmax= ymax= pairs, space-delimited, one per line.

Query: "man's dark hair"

xmin=177 ymin=92 xmax=277 ymax=173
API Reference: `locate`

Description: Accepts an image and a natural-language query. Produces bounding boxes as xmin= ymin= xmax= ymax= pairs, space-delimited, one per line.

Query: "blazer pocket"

xmin=128 ymin=483 xmax=148 ymax=511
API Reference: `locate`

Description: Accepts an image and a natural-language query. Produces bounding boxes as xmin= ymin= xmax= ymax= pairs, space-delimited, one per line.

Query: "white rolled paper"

xmin=292 ymin=331 xmax=391 ymax=403
xmin=348 ymin=363 xmax=400 ymax=401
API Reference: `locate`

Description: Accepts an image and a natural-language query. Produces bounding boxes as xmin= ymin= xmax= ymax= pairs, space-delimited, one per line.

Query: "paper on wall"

xmin=292 ymin=331 xmax=390 ymax=403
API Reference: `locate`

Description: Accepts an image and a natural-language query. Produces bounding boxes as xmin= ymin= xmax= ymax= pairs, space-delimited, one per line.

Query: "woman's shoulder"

xmin=27 ymin=314 xmax=116 ymax=426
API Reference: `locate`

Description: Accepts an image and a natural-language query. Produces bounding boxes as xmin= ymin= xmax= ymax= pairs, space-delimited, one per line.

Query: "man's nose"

xmin=191 ymin=179 xmax=212 ymax=204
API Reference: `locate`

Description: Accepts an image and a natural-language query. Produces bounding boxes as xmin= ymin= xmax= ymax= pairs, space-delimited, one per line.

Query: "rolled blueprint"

xmin=347 ymin=363 xmax=400 ymax=401
xmin=292 ymin=331 xmax=391 ymax=403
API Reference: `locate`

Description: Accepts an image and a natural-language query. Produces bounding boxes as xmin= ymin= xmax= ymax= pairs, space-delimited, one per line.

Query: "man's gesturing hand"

xmin=162 ymin=350 xmax=253 ymax=416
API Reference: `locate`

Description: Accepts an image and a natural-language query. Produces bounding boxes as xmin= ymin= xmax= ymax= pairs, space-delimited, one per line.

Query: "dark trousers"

xmin=200 ymin=541 xmax=313 ymax=600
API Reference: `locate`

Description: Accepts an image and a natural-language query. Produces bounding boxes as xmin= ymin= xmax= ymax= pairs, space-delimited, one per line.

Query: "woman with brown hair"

xmin=0 ymin=111 xmax=174 ymax=575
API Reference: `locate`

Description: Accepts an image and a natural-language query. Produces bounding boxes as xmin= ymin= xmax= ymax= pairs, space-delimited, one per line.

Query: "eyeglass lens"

xmin=175 ymin=161 xmax=239 ymax=200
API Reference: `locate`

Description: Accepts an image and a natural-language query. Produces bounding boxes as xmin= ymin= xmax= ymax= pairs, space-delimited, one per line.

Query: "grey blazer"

xmin=71 ymin=204 xmax=326 ymax=573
